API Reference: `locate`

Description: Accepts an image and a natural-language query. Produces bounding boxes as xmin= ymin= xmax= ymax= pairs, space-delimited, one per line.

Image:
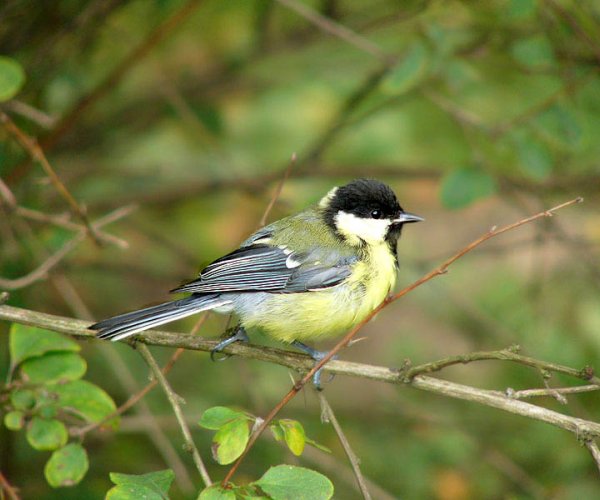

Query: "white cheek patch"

xmin=334 ymin=211 xmax=391 ymax=244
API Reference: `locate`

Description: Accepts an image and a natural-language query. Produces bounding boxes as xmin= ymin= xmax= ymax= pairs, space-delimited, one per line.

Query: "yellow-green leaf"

xmin=10 ymin=388 xmax=36 ymax=410
xmin=50 ymin=380 xmax=118 ymax=428
xmin=198 ymin=484 xmax=236 ymax=500
xmin=9 ymin=324 xmax=80 ymax=367
xmin=108 ymin=469 xmax=175 ymax=499
xmin=21 ymin=352 xmax=87 ymax=383
xmin=254 ymin=465 xmax=333 ymax=500
xmin=199 ymin=406 xmax=249 ymax=430
xmin=44 ymin=443 xmax=89 ymax=488
xmin=211 ymin=417 xmax=250 ymax=465
xmin=26 ymin=417 xmax=68 ymax=451
xmin=279 ymin=419 xmax=306 ymax=456
xmin=0 ymin=56 xmax=25 ymax=102
xmin=4 ymin=411 xmax=24 ymax=431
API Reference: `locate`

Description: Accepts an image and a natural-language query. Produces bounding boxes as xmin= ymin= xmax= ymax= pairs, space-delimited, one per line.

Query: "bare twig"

xmin=318 ymin=393 xmax=372 ymax=500
xmin=259 ymin=153 xmax=296 ymax=226
xmin=0 ymin=111 xmax=101 ymax=244
xmin=507 ymin=385 xmax=600 ymax=401
xmin=273 ymin=0 xmax=388 ymax=61
xmin=402 ymin=345 xmax=597 ymax=383
xmin=0 ymin=178 xmax=17 ymax=209
xmin=137 ymin=343 xmax=212 ymax=488
xmin=14 ymin=205 xmax=129 ymax=248
xmin=220 ymin=197 xmax=583 ymax=485
xmin=0 ymin=471 xmax=20 ymax=500
xmin=0 ymin=205 xmax=135 ymax=290
xmin=584 ymin=440 xmax=600 ymax=475
xmin=4 ymin=100 xmax=56 ymax=129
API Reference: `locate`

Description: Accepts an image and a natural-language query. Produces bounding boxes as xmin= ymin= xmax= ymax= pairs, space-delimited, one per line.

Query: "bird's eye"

xmin=371 ymin=209 xmax=382 ymax=219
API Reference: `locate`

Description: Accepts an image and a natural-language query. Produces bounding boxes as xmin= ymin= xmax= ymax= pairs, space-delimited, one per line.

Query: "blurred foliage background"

xmin=1 ymin=0 xmax=599 ymax=498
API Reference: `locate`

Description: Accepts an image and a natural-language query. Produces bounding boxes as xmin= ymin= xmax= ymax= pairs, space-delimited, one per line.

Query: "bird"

xmin=90 ymin=178 xmax=423 ymax=386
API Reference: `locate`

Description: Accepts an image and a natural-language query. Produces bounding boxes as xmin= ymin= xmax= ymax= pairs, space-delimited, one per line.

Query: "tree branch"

xmin=318 ymin=392 xmax=372 ymax=500
xmin=137 ymin=343 xmax=212 ymax=488
xmin=1 ymin=306 xmax=599 ymax=434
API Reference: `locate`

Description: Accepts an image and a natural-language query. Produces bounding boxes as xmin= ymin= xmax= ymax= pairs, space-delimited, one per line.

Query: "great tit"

xmin=91 ymin=179 xmax=423 ymax=385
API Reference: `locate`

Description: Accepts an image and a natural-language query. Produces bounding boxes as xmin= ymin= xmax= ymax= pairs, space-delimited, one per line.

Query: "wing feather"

xmin=171 ymin=244 xmax=355 ymax=294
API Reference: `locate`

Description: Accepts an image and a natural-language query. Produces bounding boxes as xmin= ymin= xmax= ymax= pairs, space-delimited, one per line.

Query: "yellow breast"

xmin=242 ymin=242 xmax=397 ymax=343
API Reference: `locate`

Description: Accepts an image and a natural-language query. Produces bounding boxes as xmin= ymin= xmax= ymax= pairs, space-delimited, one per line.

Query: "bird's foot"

xmin=211 ymin=326 xmax=249 ymax=361
xmin=292 ymin=340 xmax=338 ymax=390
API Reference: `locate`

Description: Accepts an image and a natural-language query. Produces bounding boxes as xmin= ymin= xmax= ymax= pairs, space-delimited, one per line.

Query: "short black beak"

xmin=394 ymin=211 xmax=424 ymax=224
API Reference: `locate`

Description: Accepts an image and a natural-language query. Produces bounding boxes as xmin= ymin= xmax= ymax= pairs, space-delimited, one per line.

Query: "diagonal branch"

xmin=318 ymin=392 xmax=372 ymax=500
xmin=137 ymin=343 xmax=212 ymax=488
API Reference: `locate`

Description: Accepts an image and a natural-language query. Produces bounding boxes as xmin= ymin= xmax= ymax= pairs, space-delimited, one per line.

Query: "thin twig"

xmin=14 ymin=205 xmax=129 ymax=248
xmin=0 ymin=178 xmax=17 ymax=209
xmin=584 ymin=440 xmax=600 ymax=475
xmin=259 ymin=153 xmax=296 ymax=226
xmin=0 ymin=205 xmax=135 ymax=290
xmin=0 ymin=111 xmax=101 ymax=245
xmin=507 ymin=385 xmax=600 ymax=400
xmin=402 ymin=345 xmax=596 ymax=383
xmin=0 ymin=471 xmax=20 ymax=500
xmin=220 ymin=196 xmax=583 ymax=485
xmin=4 ymin=100 xmax=56 ymax=129
xmin=137 ymin=343 xmax=212 ymax=488
xmin=318 ymin=392 xmax=372 ymax=500
xmin=273 ymin=0 xmax=388 ymax=61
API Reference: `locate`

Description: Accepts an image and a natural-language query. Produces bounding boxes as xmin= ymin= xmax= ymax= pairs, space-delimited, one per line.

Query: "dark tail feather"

xmin=90 ymin=294 xmax=230 ymax=341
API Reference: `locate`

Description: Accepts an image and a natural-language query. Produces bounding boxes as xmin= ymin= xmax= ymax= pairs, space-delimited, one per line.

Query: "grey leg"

xmin=211 ymin=325 xmax=249 ymax=361
xmin=292 ymin=341 xmax=337 ymax=390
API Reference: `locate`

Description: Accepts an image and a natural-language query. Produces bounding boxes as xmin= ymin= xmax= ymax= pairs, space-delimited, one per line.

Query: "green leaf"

xmin=0 ymin=56 xmax=25 ymax=102
xmin=382 ymin=41 xmax=429 ymax=94
xmin=199 ymin=406 xmax=249 ymax=430
xmin=10 ymin=388 xmax=36 ymax=410
xmin=511 ymin=35 xmax=555 ymax=69
xmin=198 ymin=484 xmax=237 ymax=500
xmin=45 ymin=443 xmax=89 ymax=488
xmin=212 ymin=417 xmax=250 ymax=465
xmin=515 ymin=137 xmax=552 ymax=180
xmin=9 ymin=324 xmax=80 ymax=367
xmin=26 ymin=417 xmax=68 ymax=451
xmin=270 ymin=423 xmax=285 ymax=442
xmin=505 ymin=0 xmax=537 ymax=20
xmin=106 ymin=484 xmax=163 ymax=500
xmin=254 ymin=465 xmax=334 ymax=500
xmin=108 ymin=469 xmax=175 ymax=499
xmin=4 ymin=410 xmax=24 ymax=431
xmin=279 ymin=419 xmax=306 ymax=456
xmin=21 ymin=352 xmax=87 ymax=384
xmin=51 ymin=380 xmax=118 ymax=428
xmin=439 ymin=167 xmax=497 ymax=209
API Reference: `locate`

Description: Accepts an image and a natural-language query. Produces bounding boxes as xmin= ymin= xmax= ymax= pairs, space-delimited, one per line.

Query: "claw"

xmin=210 ymin=326 xmax=249 ymax=362
xmin=292 ymin=341 xmax=338 ymax=390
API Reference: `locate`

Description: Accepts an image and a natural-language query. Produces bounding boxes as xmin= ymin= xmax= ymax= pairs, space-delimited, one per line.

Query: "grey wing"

xmin=171 ymin=244 xmax=355 ymax=294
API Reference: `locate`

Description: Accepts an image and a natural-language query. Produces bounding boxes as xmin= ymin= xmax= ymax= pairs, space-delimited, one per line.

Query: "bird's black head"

xmin=320 ymin=178 xmax=423 ymax=247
